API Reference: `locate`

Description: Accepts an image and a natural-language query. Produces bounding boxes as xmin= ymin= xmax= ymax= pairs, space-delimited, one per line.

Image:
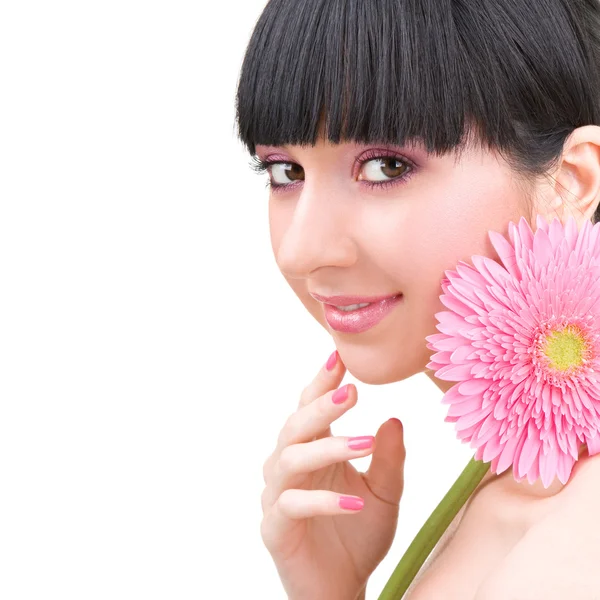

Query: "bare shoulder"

xmin=404 ymin=449 xmax=600 ymax=600
xmin=403 ymin=470 xmax=535 ymax=600
xmin=473 ymin=453 xmax=600 ymax=600
xmin=401 ymin=501 xmax=470 ymax=599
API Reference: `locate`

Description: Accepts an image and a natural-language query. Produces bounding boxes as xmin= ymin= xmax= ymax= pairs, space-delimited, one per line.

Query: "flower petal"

xmin=517 ymin=216 xmax=535 ymax=251
xmin=495 ymin=427 xmax=525 ymax=474
xmin=457 ymin=378 xmax=490 ymax=395
xmin=564 ymin=214 xmax=578 ymax=250
xmin=532 ymin=226 xmax=554 ymax=269
xmin=447 ymin=395 xmax=485 ymax=417
xmin=539 ymin=441 xmax=560 ymax=488
xmin=436 ymin=361 xmax=475 ymax=381
xmin=489 ymin=229 xmax=521 ymax=280
xmin=471 ymin=255 xmax=513 ymax=290
xmin=482 ymin=435 xmax=504 ymax=462
xmin=516 ymin=431 xmax=541 ymax=479
xmin=586 ymin=430 xmax=600 ymax=455
xmin=439 ymin=292 xmax=472 ymax=317
xmin=556 ymin=450 xmax=576 ymax=485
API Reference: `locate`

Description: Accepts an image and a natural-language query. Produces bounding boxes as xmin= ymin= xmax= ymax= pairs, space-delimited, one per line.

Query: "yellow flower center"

xmin=543 ymin=325 xmax=586 ymax=371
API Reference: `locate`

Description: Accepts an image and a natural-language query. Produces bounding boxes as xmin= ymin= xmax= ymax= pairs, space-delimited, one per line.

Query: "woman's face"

xmin=255 ymin=131 xmax=535 ymax=387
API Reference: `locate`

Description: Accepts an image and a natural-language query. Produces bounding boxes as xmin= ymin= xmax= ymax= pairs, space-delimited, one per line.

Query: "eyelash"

xmin=249 ymin=150 xmax=416 ymax=194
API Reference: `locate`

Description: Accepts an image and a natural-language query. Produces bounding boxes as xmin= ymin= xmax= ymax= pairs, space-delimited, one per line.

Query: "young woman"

xmin=235 ymin=0 xmax=600 ymax=598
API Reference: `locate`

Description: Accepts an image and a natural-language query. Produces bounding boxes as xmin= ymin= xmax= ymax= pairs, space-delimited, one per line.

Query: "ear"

xmin=537 ymin=125 xmax=600 ymax=227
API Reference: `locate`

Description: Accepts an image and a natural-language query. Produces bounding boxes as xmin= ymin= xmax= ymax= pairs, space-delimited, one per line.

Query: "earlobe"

xmin=552 ymin=125 xmax=600 ymax=225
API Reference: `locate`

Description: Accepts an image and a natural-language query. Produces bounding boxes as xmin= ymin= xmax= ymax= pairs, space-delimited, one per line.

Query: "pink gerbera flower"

xmin=425 ymin=215 xmax=600 ymax=488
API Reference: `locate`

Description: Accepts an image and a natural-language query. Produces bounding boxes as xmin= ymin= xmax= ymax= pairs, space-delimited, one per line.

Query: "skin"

xmin=257 ymin=123 xmax=600 ymax=599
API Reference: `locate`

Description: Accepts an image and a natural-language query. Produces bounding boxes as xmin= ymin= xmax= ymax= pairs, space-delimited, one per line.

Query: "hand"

xmin=260 ymin=351 xmax=407 ymax=600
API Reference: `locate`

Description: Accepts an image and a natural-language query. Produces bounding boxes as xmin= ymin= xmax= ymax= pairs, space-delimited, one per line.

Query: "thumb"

xmin=364 ymin=418 xmax=406 ymax=505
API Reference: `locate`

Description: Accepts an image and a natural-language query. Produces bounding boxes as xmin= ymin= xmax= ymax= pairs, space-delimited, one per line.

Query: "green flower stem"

xmin=377 ymin=456 xmax=491 ymax=600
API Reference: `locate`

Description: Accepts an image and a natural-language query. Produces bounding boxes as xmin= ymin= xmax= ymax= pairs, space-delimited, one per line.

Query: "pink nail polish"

xmin=326 ymin=350 xmax=338 ymax=371
xmin=332 ymin=384 xmax=349 ymax=404
xmin=347 ymin=436 xmax=374 ymax=450
xmin=339 ymin=495 xmax=364 ymax=511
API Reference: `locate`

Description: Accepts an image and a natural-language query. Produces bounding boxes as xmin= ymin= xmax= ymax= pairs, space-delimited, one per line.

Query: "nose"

xmin=275 ymin=180 xmax=357 ymax=278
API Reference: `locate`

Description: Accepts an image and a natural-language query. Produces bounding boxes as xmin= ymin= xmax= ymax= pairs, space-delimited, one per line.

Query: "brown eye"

xmin=359 ymin=157 xmax=409 ymax=182
xmin=271 ymin=162 xmax=304 ymax=185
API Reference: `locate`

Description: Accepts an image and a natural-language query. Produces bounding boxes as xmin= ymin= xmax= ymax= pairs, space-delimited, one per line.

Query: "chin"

xmin=339 ymin=350 xmax=424 ymax=385
xmin=316 ymin=320 xmax=431 ymax=384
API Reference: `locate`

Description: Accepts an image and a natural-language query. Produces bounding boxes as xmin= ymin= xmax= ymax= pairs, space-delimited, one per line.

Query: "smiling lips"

xmin=310 ymin=292 xmax=402 ymax=306
xmin=321 ymin=294 xmax=404 ymax=333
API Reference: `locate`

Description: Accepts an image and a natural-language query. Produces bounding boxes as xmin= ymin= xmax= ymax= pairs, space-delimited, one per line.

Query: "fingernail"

xmin=339 ymin=495 xmax=364 ymax=511
xmin=332 ymin=384 xmax=349 ymax=404
xmin=326 ymin=350 xmax=338 ymax=371
xmin=347 ymin=436 xmax=374 ymax=450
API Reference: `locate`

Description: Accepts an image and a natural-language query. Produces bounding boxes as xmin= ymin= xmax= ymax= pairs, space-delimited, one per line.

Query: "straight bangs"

xmin=235 ymin=0 xmax=597 ymax=172
xmin=235 ymin=0 xmax=517 ymax=162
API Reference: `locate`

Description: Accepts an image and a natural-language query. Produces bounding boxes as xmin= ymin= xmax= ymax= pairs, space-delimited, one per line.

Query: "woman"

xmin=235 ymin=0 xmax=600 ymax=598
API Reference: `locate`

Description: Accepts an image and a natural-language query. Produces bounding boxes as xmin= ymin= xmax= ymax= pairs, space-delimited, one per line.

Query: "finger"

xmin=263 ymin=351 xmax=350 ymax=485
xmin=263 ymin=383 xmax=357 ymax=483
xmin=305 ymin=351 xmax=347 ymax=442
xmin=263 ymin=434 xmax=375 ymax=510
xmin=364 ymin=418 xmax=406 ymax=505
xmin=297 ymin=350 xmax=346 ymax=410
xmin=276 ymin=383 xmax=356 ymax=455
xmin=260 ymin=489 xmax=365 ymax=553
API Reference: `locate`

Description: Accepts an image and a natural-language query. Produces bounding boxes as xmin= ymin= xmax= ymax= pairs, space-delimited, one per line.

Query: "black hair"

xmin=234 ymin=0 xmax=600 ymax=223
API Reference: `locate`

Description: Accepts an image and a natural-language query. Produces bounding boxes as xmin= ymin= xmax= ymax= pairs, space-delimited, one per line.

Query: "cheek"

xmin=268 ymin=200 xmax=285 ymax=256
xmin=402 ymin=179 xmax=526 ymax=301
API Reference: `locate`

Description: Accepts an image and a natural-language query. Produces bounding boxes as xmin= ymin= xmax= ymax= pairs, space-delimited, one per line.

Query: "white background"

xmin=0 ymin=1 xmax=476 ymax=598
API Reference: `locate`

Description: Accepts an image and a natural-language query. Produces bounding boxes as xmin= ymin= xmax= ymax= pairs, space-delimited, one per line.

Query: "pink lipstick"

xmin=319 ymin=293 xmax=403 ymax=333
